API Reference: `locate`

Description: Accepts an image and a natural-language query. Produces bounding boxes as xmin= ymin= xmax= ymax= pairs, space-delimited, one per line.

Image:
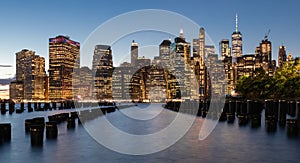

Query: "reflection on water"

xmin=0 ymin=104 xmax=300 ymax=162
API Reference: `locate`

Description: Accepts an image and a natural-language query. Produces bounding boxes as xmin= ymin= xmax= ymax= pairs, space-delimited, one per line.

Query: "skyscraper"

xmin=260 ymin=39 xmax=272 ymax=64
xmin=193 ymin=27 xmax=206 ymax=99
xmin=205 ymin=45 xmax=215 ymax=56
xmin=159 ymin=39 xmax=171 ymax=58
xmin=278 ymin=45 xmax=287 ymax=68
xmin=231 ymin=14 xmax=243 ymax=63
xmin=158 ymin=39 xmax=172 ymax=67
xmin=25 ymin=55 xmax=46 ymax=100
xmin=255 ymin=38 xmax=272 ymax=73
xmin=16 ymin=49 xmax=35 ymax=82
xmin=78 ymin=67 xmax=92 ymax=100
xmin=220 ymin=39 xmax=233 ymax=95
xmin=12 ymin=49 xmax=46 ymax=101
xmin=220 ymin=39 xmax=231 ymax=60
xmin=199 ymin=27 xmax=205 ymax=66
xmin=169 ymin=30 xmax=192 ymax=99
xmin=131 ymin=40 xmax=138 ymax=67
xmin=48 ymin=35 xmax=80 ymax=101
xmin=92 ymin=45 xmax=113 ymax=100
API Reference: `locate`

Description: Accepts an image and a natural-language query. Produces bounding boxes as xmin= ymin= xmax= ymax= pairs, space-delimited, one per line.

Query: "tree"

xmin=235 ymin=59 xmax=300 ymax=100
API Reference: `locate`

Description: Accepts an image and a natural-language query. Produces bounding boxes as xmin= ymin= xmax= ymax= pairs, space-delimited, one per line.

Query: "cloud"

xmin=0 ymin=65 xmax=12 ymax=67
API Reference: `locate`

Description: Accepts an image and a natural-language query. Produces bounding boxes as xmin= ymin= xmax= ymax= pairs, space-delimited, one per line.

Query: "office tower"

xmin=112 ymin=66 xmax=135 ymax=101
xmin=220 ymin=39 xmax=231 ymax=60
xmin=193 ymin=38 xmax=200 ymax=59
xmin=222 ymin=55 xmax=233 ymax=95
xmin=206 ymin=54 xmax=226 ymax=96
xmin=232 ymin=14 xmax=243 ymax=63
xmin=199 ymin=27 xmax=205 ymax=66
xmin=242 ymin=54 xmax=256 ymax=77
xmin=48 ymin=35 xmax=80 ymax=101
xmin=287 ymin=53 xmax=293 ymax=62
xmin=205 ymin=45 xmax=215 ymax=55
xmin=260 ymin=39 xmax=272 ymax=64
xmin=278 ymin=46 xmax=287 ymax=68
xmin=169 ymin=30 xmax=192 ymax=99
xmin=255 ymin=38 xmax=272 ymax=74
xmin=158 ymin=39 xmax=171 ymax=67
xmin=136 ymin=56 xmax=151 ymax=68
xmin=12 ymin=49 xmax=46 ymax=101
xmin=92 ymin=45 xmax=113 ymax=100
xmin=193 ymin=27 xmax=206 ymax=99
xmin=129 ymin=65 xmax=167 ymax=102
xmin=78 ymin=67 xmax=92 ymax=100
xmin=159 ymin=39 xmax=171 ymax=58
xmin=14 ymin=49 xmax=34 ymax=100
xmin=25 ymin=55 xmax=46 ymax=100
xmin=9 ymin=81 xmax=23 ymax=101
xmin=44 ymin=75 xmax=49 ymax=101
xmin=131 ymin=40 xmax=138 ymax=67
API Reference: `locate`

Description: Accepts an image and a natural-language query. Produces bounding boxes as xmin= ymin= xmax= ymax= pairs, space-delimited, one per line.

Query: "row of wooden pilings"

xmin=0 ymin=100 xmax=116 ymax=114
xmin=24 ymin=111 xmax=79 ymax=146
xmin=165 ymin=98 xmax=300 ymax=135
xmin=0 ymin=101 xmax=117 ymax=146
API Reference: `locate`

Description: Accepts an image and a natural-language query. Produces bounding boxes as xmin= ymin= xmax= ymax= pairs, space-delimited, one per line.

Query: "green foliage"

xmin=235 ymin=58 xmax=300 ymax=100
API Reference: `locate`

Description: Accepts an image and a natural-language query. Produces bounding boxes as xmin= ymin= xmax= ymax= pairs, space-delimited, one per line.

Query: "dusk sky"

xmin=0 ymin=0 xmax=300 ymax=81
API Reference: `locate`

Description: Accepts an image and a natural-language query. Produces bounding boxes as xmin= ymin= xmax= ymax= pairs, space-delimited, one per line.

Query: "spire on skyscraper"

xmin=235 ymin=13 xmax=238 ymax=32
xmin=179 ymin=28 xmax=184 ymax=39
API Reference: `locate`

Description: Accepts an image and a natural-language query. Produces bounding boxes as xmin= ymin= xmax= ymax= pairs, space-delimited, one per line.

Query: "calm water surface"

xmin=0 ymin=104 xmax=300 ymax=163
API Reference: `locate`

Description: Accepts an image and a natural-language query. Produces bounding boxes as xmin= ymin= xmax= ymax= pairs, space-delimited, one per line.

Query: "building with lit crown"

xmin=48 ymin=35 xmax=80 ymax=101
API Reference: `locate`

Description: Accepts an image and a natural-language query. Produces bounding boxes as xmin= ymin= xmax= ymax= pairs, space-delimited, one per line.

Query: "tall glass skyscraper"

xmin=92 ymin=45 xmax=113 ymax=100
xmin=48 ymin=35 xmax=80 ymax=101
xmin=231 ymin=14 xmax=243 ymax=63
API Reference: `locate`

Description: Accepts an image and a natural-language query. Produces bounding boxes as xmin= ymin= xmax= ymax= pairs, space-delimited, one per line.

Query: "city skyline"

xmin=7 ymin=28 xmax=285 ymax=101
xmin=0 ymin=0 xmax=300 ymax=79
xmin=1 ymin=0 xmax=300 ymax=99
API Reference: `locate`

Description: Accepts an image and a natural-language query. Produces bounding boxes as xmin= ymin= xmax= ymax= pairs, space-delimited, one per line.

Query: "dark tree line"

xmin=235 ymin=58 xmax=300 ymax=100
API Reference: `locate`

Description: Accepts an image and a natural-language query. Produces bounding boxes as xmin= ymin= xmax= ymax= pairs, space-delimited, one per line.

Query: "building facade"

xmin=10 ymin=49 xmax=46 ymax=101
xmin=92 ymin=45 xmax=113 ymax=101
xmin=48 ymin=35 xmax=80 ymax=101
xmin=220 ymin=39 xmax=231 ymax=60
xmin=131 ymin=40 xmax=138 ymax=67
